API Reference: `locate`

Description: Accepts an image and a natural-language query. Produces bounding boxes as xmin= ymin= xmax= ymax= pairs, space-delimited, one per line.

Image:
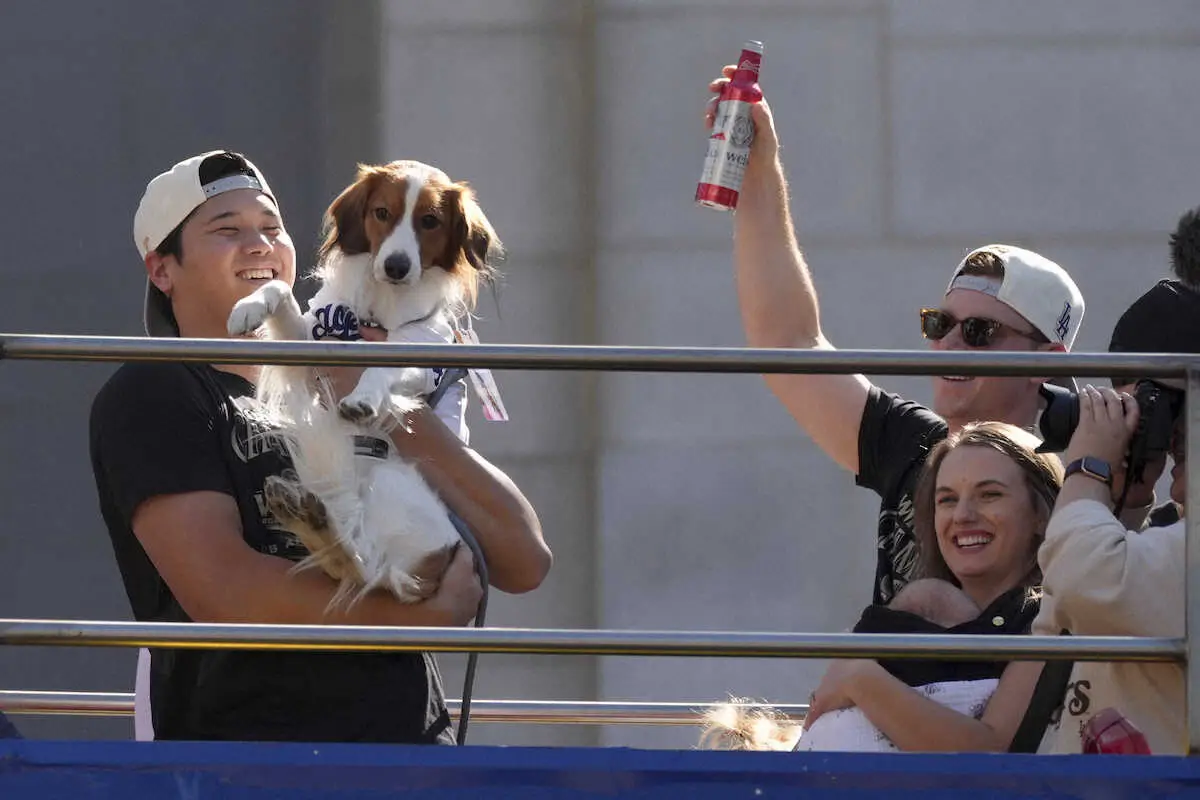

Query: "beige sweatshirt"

xmin=1033 ymin=499 xmax=1186 ymax=755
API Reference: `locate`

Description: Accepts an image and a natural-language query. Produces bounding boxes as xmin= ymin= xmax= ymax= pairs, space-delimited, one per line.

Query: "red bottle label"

xmin=697 ymin=44 xmax=764 ymax=211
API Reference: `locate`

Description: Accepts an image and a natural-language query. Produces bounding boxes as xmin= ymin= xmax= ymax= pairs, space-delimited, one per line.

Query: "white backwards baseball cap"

xmin=946 ymin=244 xmax=1085 ymax=393
xmin=946 ymin=244 xmax=1085 ymax=350
xmin=133 ymin=150 xmax=275 ymax=337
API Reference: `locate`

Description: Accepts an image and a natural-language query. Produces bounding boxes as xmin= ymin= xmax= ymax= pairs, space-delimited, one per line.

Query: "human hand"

xmin=319 ymin=322 xmax=388 ymax=402
xmin=1063 ymin=385 xmax=1139 ymax=477
xmin=1111 ymin=452 xmax=1166 ymax=510
xmin=421 ymin=544 xmax=483 ymax=627
xmin=705 ymin=65 xmax=779 ymax=172
xmin=804 ymin=659 xmax=876 ymax=729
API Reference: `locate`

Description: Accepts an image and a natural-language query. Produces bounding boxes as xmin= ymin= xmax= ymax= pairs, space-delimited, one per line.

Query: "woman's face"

xmin=934 ymin=445 xmax=1041 ymax=592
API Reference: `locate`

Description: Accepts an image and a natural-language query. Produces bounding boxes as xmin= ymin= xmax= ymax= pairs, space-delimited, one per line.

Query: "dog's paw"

xmin=227 ymin=280 xmax=292 ymax=336
xmin=264 ymin=475 xmax=329 ymax=530
xmin=338 ymin=389 xmax=386 ymax=423
xmin=263 ymin=475 xmax=301 ymax=522
xmin=228 ymin=298 xmax=271 ymax=336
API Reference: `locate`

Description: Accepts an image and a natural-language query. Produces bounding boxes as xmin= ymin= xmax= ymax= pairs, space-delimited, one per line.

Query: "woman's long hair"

xmin=912 ymin=421 xmax=1064 ymax=589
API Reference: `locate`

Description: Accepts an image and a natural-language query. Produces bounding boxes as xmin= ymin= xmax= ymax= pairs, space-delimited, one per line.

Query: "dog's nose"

xmin=383 ymin=252 xmax=411 ymax=281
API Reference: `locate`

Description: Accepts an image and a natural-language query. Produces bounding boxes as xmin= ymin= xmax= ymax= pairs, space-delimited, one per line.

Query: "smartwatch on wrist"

xmin=1064 ymin=456 xmax=1114 ymax=488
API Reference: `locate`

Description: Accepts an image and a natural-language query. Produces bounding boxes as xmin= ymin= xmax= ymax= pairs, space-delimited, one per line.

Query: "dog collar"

xmin=353 ymin=434 xmax=391 ymax=460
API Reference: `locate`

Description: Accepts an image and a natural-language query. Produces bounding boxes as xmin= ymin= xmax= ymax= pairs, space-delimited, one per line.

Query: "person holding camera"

xmin=705 ymin=67 xmax=1086 ymax=605
xmin=1105 ymin=208 xmax=1200 ymax=530
xmin=1032 ymin=276 xmax=1199 ymax=755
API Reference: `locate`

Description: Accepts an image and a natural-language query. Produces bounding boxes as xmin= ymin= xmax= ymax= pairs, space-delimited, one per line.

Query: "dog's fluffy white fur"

xmin=698 ymin=698 xmax=803 ymax=752
xmin=226 ymin=159 xmax=499 ymax=608
xmin=228 ymin=266 xmax=463 ymax=608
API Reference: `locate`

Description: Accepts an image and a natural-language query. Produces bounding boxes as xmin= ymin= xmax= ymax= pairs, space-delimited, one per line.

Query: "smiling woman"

xmin=701 ymin=422 xmax=1065 ymax=754
xmin=914 ymin=422 xmax=1063 ymax=609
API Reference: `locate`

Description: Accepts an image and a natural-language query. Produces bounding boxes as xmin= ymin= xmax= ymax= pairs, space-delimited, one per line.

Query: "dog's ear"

xmin=444 ymin=182 xmax=503 ymax=277
xmin=320 ymin=167 xmax=375 ymax=259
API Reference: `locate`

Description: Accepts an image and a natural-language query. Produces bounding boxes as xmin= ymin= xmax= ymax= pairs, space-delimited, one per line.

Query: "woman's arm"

xmin=806 ymin=659 xmax=1044 ymax=752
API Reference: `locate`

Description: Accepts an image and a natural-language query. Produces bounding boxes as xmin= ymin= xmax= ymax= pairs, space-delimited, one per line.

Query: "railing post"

xmin=1188 ymin=367 xmax=1200 ymax=755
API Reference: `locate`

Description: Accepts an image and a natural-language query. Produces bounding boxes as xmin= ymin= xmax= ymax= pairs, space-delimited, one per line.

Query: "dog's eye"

xmin=419 ymin=214 xmax=440 ymax=230
xmin=372 ymin=207 xmax=390 ymax=222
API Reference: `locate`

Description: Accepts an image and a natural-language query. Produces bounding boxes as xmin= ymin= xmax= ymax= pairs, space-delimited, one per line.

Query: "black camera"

xmin=1038 ymin=379 xmax=1184 ymax=484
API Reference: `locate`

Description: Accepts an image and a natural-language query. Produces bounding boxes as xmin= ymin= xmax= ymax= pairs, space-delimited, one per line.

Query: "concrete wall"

xmin=379 ymin=0 xmax=1200 ymax=750
xmin=2 ymin=0 xmax=1198 ymax=751
xmin=379 ymin=1 xmax=602 ymax=748
xmin=0 ymin=0 xmax=379 ymax=740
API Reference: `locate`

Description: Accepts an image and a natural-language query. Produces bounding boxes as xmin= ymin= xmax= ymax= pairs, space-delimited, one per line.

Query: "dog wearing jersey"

xmin=227 ymin=159 xmax=501 ymax=607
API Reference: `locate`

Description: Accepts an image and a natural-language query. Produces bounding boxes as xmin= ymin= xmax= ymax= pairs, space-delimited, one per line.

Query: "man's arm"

xmin=390 ymin=407 xmax=551 ymax=595
xmin=1039 ymin=498 xmax=1183 ymax=638
xmin=322 ymin=332 xmax=551 ymax=595
xmin=133 ymin=490 xmax=482 ymax=627
xmin=711 ymin=77 xmax=872 ymax=473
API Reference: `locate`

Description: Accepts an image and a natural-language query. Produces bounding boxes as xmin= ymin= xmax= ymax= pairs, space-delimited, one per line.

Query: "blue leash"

xmin=428 ymin=368 xmax=488 ymax=746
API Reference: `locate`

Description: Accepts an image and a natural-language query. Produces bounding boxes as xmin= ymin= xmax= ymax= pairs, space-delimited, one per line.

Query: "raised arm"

xmin=708 ymin=70 xmax=871 ymax=472
xmin=133 ymin=490 xmax=483 ymax=627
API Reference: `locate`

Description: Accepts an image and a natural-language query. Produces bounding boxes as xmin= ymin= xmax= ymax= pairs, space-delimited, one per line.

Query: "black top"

xmin=852 ymin=586 xmax=1040 ymax=687
xmin=89 ymin=362 xmax=452 ymax=744
xmin=1148 ymin=501 xmax=1182 ymax=529
xmin=855 ymin=387 xmax=950 ymax=605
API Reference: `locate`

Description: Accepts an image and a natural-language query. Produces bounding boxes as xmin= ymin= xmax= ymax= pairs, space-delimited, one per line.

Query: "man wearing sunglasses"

xmin=705 ymin=72 xmax=1085 ymax=605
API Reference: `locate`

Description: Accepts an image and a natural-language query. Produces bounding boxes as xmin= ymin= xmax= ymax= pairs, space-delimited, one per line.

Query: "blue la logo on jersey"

xmin=311 ymin=304 xmax=361 ymax=341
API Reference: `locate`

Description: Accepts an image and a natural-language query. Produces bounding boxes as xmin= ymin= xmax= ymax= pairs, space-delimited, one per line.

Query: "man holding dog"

xmin=705 ymin=68 xmax=1086 ymax=605
xmin=89 ymin=150 xmax=550 ymax=743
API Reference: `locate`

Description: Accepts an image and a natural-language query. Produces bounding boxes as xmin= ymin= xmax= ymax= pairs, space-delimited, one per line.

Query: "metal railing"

xmin=0 ymin=619 xmax=1181 ymax=660
xmin=0 ymin=692 xmax=808 ymax=726
xmin=2 ymin=335 xmax=1197 ymax=751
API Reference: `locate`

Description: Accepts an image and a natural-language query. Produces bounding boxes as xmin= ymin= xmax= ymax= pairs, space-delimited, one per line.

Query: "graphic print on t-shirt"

xmin=877 ymin=492 xmax=921 ymax=604
xmin=227 ymin=395 xmax=309 ymax=560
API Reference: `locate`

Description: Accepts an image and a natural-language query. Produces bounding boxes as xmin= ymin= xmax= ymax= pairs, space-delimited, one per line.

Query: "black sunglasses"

xmin=919 ymin=308 xmax=1042 ymax=348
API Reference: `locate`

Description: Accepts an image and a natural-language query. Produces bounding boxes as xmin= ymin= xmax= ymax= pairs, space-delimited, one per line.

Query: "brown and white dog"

xmin=227 ymin=159 xmax=502 ymax=607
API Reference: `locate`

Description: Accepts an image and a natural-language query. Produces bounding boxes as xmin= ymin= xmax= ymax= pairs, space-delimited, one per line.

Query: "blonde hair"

xmin=913 ymin=421 xmax=1064 ymax=588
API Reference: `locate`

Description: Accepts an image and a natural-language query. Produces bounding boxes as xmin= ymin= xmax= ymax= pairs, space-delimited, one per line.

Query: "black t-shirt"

xmin=89 ymin=362 xmax=452 ymax=744
xmin=852 ymin=586 xmax=1040 ymax=687
xmin=855 ymin=387 xmax=950 ymax=605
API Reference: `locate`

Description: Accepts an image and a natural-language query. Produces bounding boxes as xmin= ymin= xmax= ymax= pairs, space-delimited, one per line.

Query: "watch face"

xmin=1084 ymin=457 xmax=1112 ymax=479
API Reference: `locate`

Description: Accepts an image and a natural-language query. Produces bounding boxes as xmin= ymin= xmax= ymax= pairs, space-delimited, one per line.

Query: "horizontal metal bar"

xmin=0 ymin=620 xmax=1181 ymax=662
xmin=0 ymin=692 xmax=808 ymax=726
xmin=0 ymin=334 xmax=1194 ymax=378
xmin=0 ymin=691 xmax=133 ymax=717
xmin=447 ymin=700 xmax=809 ymax=726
